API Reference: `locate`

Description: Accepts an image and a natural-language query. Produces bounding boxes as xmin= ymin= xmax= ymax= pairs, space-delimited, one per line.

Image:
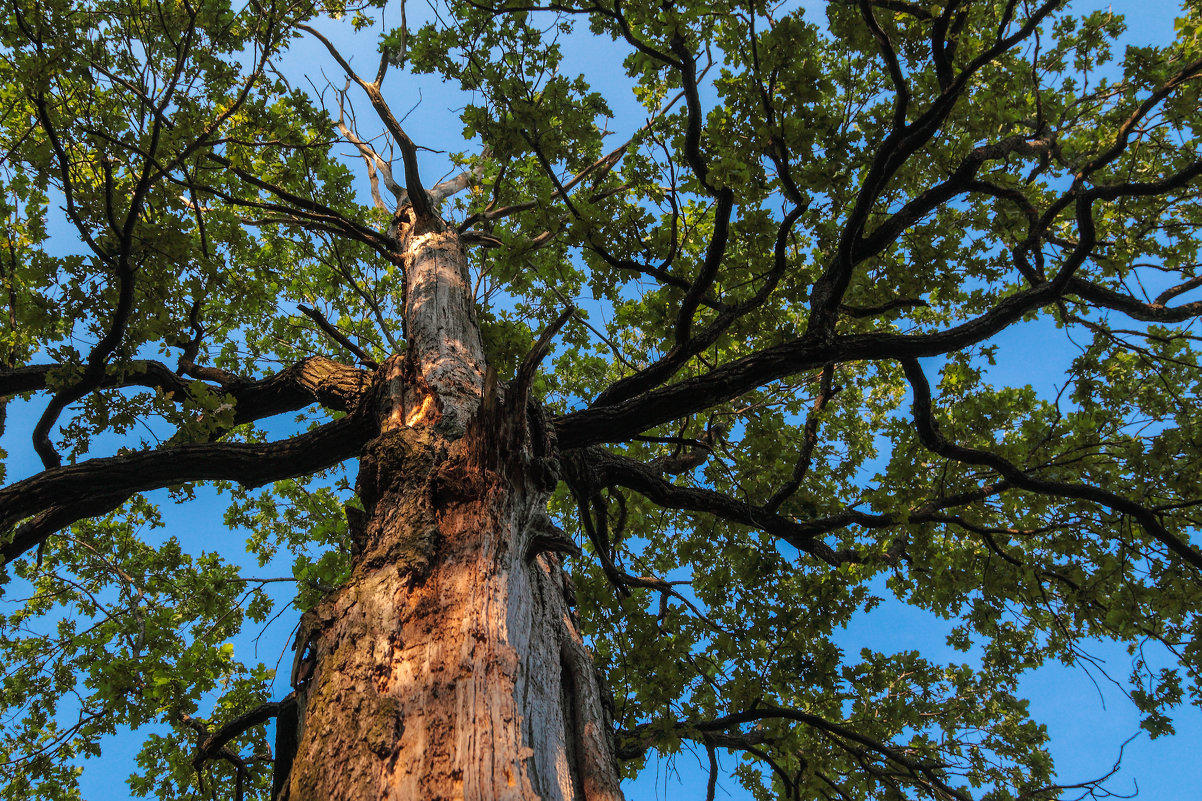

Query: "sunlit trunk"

xmin=278 ymin=219 xmax=624 ymax=800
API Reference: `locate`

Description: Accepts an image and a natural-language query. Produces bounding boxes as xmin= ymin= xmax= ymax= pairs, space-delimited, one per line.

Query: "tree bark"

xmin=278 ymin=218 xmax=625 ymax=800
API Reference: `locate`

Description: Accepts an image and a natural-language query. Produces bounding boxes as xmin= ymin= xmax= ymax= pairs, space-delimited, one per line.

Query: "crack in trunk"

xmin=274 ymin=220 xmax=624 ymax=800
xmin=559 ymin=647 xmax=587 ymax=801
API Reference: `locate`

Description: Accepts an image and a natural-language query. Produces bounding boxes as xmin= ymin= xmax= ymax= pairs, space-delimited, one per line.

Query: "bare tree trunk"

xmin=278 ymin=217 xmax=625 ymax=800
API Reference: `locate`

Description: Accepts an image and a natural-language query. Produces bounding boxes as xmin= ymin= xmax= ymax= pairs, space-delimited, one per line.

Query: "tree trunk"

xmin=277 ymin=217 xmax=625 ymax=800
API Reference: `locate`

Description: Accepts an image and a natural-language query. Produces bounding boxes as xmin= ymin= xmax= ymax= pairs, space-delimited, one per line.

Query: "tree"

xmin=2 ymin=0 xmax=1202 ymax=797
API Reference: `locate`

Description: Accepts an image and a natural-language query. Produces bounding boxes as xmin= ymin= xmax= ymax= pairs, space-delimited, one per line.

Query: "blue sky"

xmin=2 ymin=0 xmax=1200 ymax=798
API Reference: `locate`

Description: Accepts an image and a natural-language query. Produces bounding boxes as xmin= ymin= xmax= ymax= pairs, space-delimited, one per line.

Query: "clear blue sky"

xmin=2 ymin=0 xmax=1199 ymax=799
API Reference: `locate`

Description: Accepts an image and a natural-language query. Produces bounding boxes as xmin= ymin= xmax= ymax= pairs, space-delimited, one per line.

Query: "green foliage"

xmin=0 ymin=497 xmax=277 ymax=799
xmin=3 ymin=0 xmax=1202 ymax=799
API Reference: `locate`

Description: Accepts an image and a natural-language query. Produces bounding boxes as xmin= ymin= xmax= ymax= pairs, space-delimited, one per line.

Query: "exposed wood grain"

xmin=280 ymin=223 xmax=623 ymax=800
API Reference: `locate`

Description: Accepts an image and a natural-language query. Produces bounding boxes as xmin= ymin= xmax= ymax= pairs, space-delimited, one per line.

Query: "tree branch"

xmin=621 ymin=704 xmax=972 ymax=801
xmin=899 ymin=357 xmax=1202 ymax=571
xmin=764 ymin=365 xmax=837 ymax=512
xmin=513 ymin=306 xmax=574 ymax=407
xmin=593 ymin=205 xmax=804 ymax=407
xmin=0 ymin=412 xmax=375 ymax=563
xmin=807 ymin=0 xmax=1064 ymax=330
xmin=296 ymin=305 xmax=380 ymax=368
xmin=299 ymin=23 xmax=435 ymax=222
xmin=564 ymin=447 xmax=852 ymax=566
xmin=4 ymin=356 xmax=370 ymax=430
xmin=558 ymin=274 xmax=1067 ymax=448
xmin=1066 ymin=276 xmax=1202 ymax=322
xmin=192 ymin=702 xmax=282 ymax=765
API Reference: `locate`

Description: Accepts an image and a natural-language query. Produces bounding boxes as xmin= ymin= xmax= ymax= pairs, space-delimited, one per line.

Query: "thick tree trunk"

xmin=278 ymin=218 xmax=625 ymax=800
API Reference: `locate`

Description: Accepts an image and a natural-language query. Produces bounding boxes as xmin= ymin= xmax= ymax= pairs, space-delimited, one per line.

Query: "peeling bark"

xmin=392 ymin=217 xmax=486 ymax=435
xmin=278 ymin=222 xmax=624 ymax=800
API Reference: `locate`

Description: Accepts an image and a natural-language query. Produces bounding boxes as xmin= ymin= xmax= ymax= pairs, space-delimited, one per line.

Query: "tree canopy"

xmin=2 ymin=0 xmax=1202 ymax=798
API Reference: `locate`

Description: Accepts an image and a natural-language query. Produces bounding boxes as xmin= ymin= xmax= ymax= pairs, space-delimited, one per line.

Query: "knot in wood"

xmin=296 ymin=356 xmax=372 ymax=411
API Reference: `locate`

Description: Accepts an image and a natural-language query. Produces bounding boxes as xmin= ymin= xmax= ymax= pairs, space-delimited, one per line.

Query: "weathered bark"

xmin=278 ymin=218 xmax=625 ymax=800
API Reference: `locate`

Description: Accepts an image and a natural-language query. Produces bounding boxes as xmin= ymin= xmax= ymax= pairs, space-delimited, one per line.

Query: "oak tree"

xmin=2 ymin=0 xmax=1202 ymax=798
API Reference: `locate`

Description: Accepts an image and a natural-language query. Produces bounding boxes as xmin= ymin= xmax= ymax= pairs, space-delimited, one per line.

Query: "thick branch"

xmin=4 ymin=357 xmax=370 ymax=430
xmin=674 ymin=190 xmax=734 ymax=346
xmin=565 ymin=447 xmax=854 ymax=566
xmin=1066 ymin=276 xmax=1202 ymax=322
xmin=0 ymin=412 xmax=375 ymax=563
xmin=194 ymin=702 xmax=282 ymax=765
xmin=513 ymin=306 xmax=574 ymax=407
xmin=1 ymin=360 xmax=189 ymax=400
xmin=666 ymin=32 xmax=712 ymax=190
xmin=2 ymin=492 xmax=131 ymax=566
xmin=559 ymin=277 xmax=1065 ymax=448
